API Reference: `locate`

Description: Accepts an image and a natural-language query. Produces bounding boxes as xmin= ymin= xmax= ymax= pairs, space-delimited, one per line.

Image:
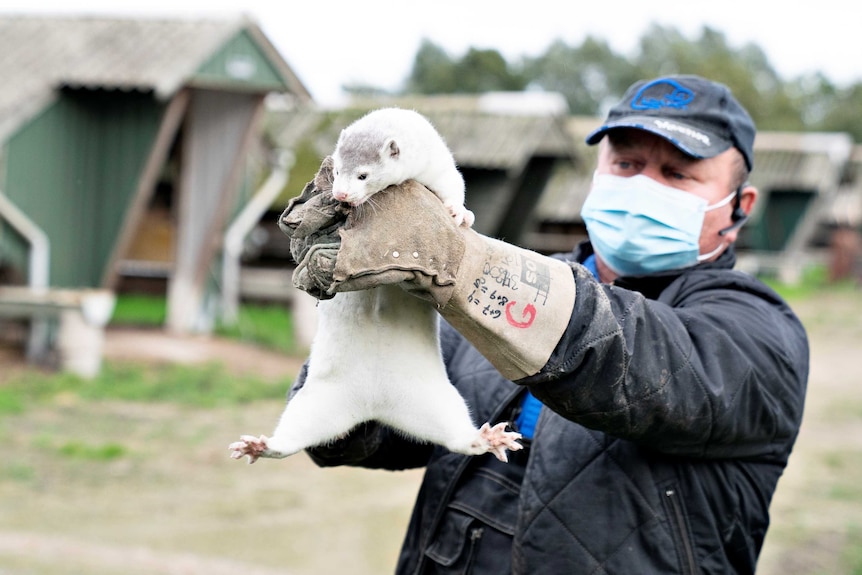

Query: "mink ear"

xmin=383 ymin=138 xmax=400 ymax=160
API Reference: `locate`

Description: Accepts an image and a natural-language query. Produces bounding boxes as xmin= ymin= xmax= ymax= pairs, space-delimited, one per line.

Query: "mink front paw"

xmin=444 ymin=201 xmax=475 ymax=228
xmin=229 ymin=434 xmax=269 ymax=464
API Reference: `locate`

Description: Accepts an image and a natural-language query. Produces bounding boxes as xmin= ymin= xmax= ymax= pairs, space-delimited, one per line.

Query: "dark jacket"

xmin=305 ymin=244 xmax=809 ymax=574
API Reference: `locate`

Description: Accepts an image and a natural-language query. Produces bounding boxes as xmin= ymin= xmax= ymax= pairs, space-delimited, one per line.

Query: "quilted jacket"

xmin=304 ymin=243 xmax=810 ymax=574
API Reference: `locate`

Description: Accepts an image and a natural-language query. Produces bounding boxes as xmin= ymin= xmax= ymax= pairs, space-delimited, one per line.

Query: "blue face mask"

xmin=580 ymin=173 xmax=735 ymax=276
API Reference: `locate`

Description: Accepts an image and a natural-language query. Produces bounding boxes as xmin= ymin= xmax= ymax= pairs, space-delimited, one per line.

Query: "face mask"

xmin=580 ymin=173 xmax=735 ymax=276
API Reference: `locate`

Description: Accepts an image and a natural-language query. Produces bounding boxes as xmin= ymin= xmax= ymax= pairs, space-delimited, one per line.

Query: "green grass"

xmin=215 ymin=303 xmax=296 ymax=354
xmin=111 ymin=294 xmax=296 ymax=354
xmin=110 ymin=294 xmax=167 ymax=326
xmin=58 ymin=440 xmax=128 ymax=461
xmin=841 ymin=525 xmax=862 ymax=575
xmin=759 ymin=264 xmax=859 ymax=302
xmin=0 ymin=361 xmax=290 ymax=414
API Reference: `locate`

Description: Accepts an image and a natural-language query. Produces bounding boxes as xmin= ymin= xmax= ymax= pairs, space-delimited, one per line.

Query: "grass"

xmin=844 ymin=526 xmax=862 ymax=575
xmin=0 ymin=361 xmax=291 ymax=414
xmin=214 ymin=303 xmax=296 ymax=354
xmin=110 ymin=294 xmax=167 ymax=326
xmin=759 ymin=264 xmax=859 ymax=302
xmin=110 ymin=294 xmax=297 ymax=354
xmin=58 ymin=440 xmax=128 ymax=461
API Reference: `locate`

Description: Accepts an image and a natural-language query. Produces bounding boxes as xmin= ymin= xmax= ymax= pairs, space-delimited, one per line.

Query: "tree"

xmin=814 ymin=82 xmax=862 ymax=142
xmin=396 ymin=26 xmax=861 ymax=143
xmin=453 ymin=47 xmax=528 ymax=93
xmin=406 ymin=40 xmax=527 ymax=95
xmin=405 ymin=39 xmax=459 ymax=94
xmin=633 ymin=24 xmax=805 ymax=131
xmin=523 ymin=37 xmax=639 ymax=115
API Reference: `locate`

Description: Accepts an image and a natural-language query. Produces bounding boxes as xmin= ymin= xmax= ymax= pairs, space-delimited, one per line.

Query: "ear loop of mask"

xmin=718 ymin=184 xmax=750 ymax=236
xmin=699 ymin=185 xmax=748 ymax=262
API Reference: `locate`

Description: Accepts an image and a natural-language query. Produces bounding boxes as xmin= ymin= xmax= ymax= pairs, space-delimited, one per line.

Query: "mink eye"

xmin=357 ymin=173 xmax=368 ymax=181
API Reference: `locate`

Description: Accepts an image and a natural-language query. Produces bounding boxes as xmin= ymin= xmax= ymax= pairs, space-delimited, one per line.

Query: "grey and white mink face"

xmin=331 ymin=132 xmax=396 ymax=206
xmin=331 ymin=160 xmax=384 ymax=206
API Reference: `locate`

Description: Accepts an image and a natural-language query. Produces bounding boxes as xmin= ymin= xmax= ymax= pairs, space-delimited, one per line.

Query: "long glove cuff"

xmin=438 ymin=230 xmax=577 ymax=381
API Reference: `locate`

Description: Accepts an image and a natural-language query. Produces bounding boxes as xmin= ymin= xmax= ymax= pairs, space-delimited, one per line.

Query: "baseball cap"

xmin=586 ymin=75 xmax=756 ymax=171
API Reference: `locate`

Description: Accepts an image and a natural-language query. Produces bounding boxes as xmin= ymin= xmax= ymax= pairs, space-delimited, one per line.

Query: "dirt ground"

xmin=1 ymin=291 xmax=861 ymax=574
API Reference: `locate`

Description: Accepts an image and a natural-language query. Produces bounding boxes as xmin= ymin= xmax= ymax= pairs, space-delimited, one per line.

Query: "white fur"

xmin=262 ymin=287 xmax=494 ymax=457
xmin=231 ymin=286 xmax=521 ymax=462
xmin=331 ymin=108 xmax=475 ymax=227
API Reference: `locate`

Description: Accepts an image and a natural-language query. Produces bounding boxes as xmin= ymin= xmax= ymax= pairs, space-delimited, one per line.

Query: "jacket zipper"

xmin=665 ymin=488 xmax=697 ymax=574
xmin=463 ymin=526 xmax=484 ymax=573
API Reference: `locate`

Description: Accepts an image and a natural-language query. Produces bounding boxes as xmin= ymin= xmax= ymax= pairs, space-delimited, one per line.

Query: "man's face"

xmin=592 ymin=129 xmax=754 ymax=281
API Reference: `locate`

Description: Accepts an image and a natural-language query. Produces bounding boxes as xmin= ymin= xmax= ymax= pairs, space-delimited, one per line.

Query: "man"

xmin=286 ymin=75 xmax=809 ymax=574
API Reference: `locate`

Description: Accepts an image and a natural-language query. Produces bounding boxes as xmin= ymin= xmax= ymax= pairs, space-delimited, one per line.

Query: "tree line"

xmin=345 ymin=24 xmax=862 ymax=142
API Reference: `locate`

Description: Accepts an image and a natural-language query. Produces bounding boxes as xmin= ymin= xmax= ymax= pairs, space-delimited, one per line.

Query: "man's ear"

xmin=739 ymin=184 xmax=757 ymax=217
xmin=719 ymin=184 xmax=758 ymax=240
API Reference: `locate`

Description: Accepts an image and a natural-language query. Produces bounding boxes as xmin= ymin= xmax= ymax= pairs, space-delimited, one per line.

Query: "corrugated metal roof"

xmin=750 ymin=132 xmax=854 ymax=191
xmin=0 ymin=14 xmax=310 ymax=142
xmin=423 ymin=109 xmax=574 ymax=171
xmin=270 ymin=97 xmax=578 ymax=174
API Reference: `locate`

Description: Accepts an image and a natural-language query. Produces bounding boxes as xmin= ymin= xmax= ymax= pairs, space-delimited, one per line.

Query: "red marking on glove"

xmin=505 ymin=301 xmax=536 ymax=328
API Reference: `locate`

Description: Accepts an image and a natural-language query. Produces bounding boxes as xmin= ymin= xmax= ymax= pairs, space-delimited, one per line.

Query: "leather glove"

xmin=278 ymin=156 xmax=349 ymax=300
xmin=280 ymin=157 xmax=577 ymax=381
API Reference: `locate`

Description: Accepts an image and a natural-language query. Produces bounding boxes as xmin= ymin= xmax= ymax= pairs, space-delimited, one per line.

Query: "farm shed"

xmin=741 ymin=132 xmax=857 ymax=282
xmin=0 ymin=15 xmax=310 ymax=370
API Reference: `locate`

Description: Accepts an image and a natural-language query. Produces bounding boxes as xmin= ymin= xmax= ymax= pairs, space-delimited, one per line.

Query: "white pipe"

xmin=0 ymin=191 xmax=49 ymax=288
xmin=221 ymin=151 xmax=293 ymax=323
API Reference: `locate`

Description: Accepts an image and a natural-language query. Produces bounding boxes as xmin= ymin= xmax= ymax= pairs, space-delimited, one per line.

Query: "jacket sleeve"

xmin=521 ymin=267 xmax=809 ymax=460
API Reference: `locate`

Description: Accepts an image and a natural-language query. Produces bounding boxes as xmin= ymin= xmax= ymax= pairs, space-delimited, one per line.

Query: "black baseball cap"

xmin=586 ymin=75 xmax=756 ymax=171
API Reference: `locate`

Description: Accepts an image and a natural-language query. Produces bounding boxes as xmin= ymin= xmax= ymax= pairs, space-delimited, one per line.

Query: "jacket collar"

xmin=572 ymin=241 xmax=738 ymax=300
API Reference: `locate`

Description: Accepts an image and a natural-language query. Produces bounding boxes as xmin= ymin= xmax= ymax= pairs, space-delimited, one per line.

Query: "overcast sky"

xmin=1 ymin=1 xmax=856 ymax=107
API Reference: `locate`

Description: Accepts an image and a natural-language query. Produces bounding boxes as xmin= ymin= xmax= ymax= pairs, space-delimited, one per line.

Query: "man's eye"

xmin=358 ymin=173 xmax=368 ymax=181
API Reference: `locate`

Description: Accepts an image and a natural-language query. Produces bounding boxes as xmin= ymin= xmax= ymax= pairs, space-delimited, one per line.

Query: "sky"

xmin=0 ymin=0 xmax=857 ymax=107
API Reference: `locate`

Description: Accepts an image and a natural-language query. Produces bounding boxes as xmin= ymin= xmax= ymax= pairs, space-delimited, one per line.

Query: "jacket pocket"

xmin=424 ymin=458 xmax=523 ymax=573
xmin=661 ymin=484 xmax=698 ymax=575
xmin=424 ymin=508 xmax=484 ymax=571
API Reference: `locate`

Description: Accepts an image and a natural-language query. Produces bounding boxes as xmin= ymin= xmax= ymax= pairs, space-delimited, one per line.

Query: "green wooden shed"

xmin=0 ymin=15 xmax=311 ymax=339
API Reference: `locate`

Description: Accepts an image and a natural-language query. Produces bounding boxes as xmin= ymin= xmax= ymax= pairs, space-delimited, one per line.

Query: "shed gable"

xmin=193 ymin=30 xmax=287 ymax=93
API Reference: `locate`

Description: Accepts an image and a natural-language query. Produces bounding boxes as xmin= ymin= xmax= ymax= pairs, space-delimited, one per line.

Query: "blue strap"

xmin=582 ymin=253 xmax=599 ymax=279
xmin=515 ymin=390 xmax=543 ymax=439
xmin=515 ymin=254 xmax=599 ymax=440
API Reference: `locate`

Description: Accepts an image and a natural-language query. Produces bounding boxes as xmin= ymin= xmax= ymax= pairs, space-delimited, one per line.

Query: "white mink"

xmin=230 ymin=286 xmax=521 ymax=463
xmin=330 ymin=107 xmax=475 ymax=227
xmin=229 ymin=109 xmax=521 ymax=465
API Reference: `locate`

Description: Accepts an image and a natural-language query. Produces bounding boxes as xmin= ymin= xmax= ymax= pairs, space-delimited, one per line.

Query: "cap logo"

xmin=631 ymin=79 xmax=694 ymax=111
